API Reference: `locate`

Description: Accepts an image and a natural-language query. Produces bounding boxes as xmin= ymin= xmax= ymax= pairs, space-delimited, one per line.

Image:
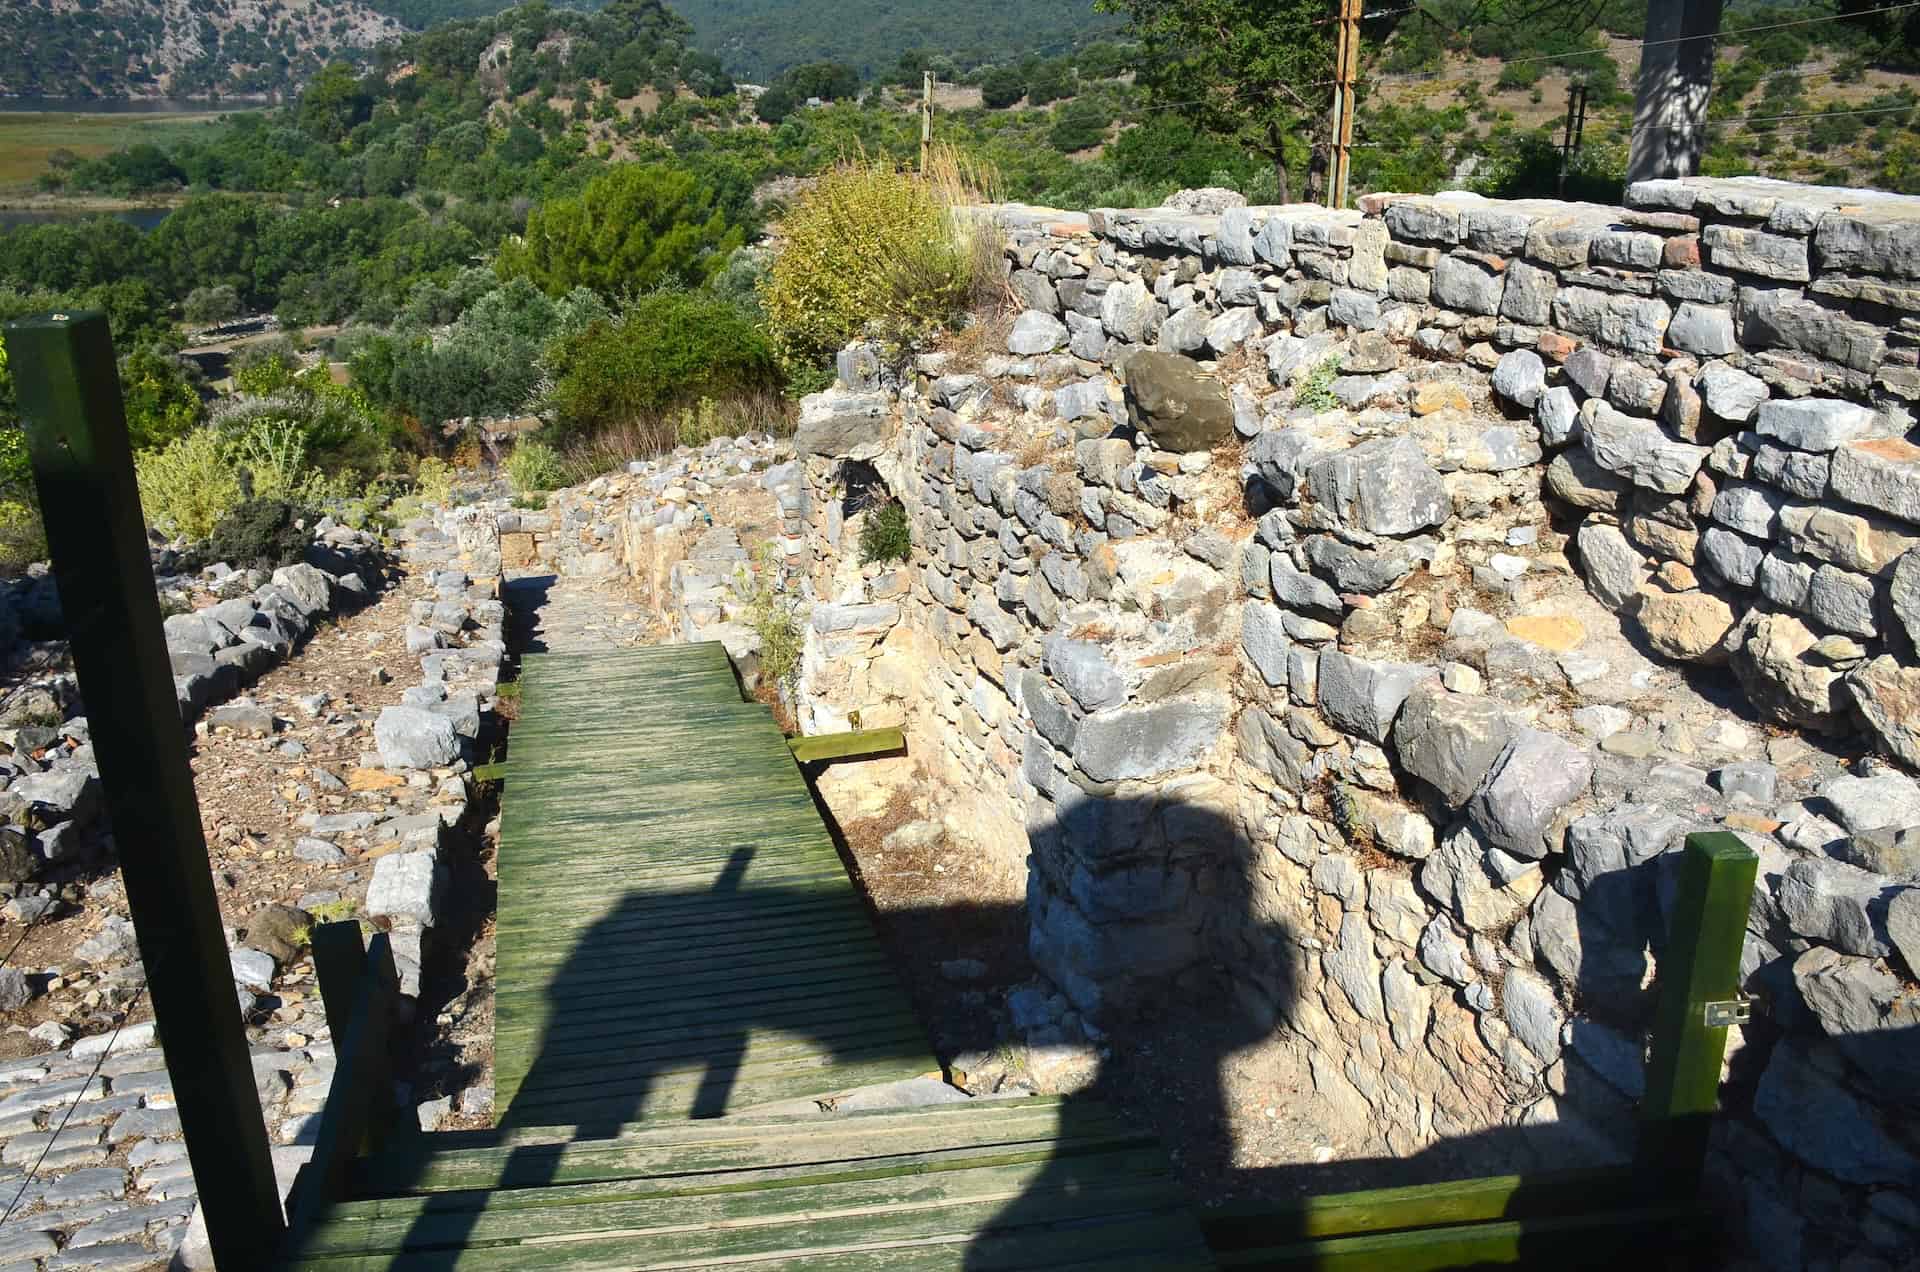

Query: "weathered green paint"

xmin=1203 ymin=1166 xmax=1644 ymax=1246
xmin=788 ymin=727 xmax=908 ymax=764
xmin=492 ymin=645 xmax=938 ymax=1124
xmin=2 ymin=311 xmax=285 ymax=1267
xmin=1637 ymin=829 xmax=1760 ymax=1189
xmin=276 ymin=646 xmax=1210 ymax=1268
xmin=1212 ymin=1205 xmax=1699 ymax=1270
xmin=286 ymin=931 xmax=401 ymax=1239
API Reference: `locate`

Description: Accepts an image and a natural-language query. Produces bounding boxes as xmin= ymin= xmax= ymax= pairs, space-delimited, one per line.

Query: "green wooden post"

xmin=1636 ymin=829 xmax=1759 ymax=1193
xmin=2 ymin=312 xmax=287 ymax=1265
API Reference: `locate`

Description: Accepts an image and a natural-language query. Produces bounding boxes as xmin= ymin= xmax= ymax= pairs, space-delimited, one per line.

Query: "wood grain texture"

xmin=277 ymin=644 xmax=1210 ymax=1269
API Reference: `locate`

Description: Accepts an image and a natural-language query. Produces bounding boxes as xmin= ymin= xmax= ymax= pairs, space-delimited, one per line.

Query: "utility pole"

xmin=1559 ymin=77 xmax=1589 ymax=197
xmin=1328 ymin=0 xmax=1361 ymax=209
xmin=920 ymin=71 xmax=934 ymax=173
xmin=1627 ymin=0 xmax=1725 ymax=182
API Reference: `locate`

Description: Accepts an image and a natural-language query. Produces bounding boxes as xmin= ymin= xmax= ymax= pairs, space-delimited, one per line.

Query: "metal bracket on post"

xmin=1702 ymin=997 xmax=1750 ymax=1029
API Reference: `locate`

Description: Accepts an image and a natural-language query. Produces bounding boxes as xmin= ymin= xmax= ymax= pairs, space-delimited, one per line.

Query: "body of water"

xmin=0 ymin=96 xmax=267 ymax=115
xmin=0 ymin=207 xmax=173 ymax=231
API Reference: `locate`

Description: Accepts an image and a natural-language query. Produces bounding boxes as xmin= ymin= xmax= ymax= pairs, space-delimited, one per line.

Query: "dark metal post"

xmin=2 ymin=312 xmax=286 ymax=1264
xmin=1636 ymin=830 xmax=1758 ymax=1193
xmin=1627 ymin=0 xmax=1725 ymax=182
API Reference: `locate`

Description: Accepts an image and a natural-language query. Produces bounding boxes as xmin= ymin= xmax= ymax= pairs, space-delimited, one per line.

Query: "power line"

xmin=0 ymin=986 xmax=147 ymax=1228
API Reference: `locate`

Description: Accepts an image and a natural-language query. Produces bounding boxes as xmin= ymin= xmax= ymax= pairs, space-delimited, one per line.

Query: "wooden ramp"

xmin=493 ymin=642 xmax=937 ymax=1124
xmin=278 ymin=641 xmax=1212 ymax=1268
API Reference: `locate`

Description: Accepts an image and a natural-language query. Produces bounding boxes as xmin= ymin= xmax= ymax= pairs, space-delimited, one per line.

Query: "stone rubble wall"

xmin=775 ymin=176 xmax=1920 ymax=1271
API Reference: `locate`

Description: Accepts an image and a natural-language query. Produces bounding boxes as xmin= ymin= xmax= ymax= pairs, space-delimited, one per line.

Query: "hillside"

xmin=0 ymin=0 xmax=406 ymax=100
xmin=670 ymin=0 xmax=1119 ymax=82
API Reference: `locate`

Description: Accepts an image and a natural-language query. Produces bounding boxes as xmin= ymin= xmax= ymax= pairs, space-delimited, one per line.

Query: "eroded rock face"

xmin=1121 ymin=351 xmax=1235 ymax=451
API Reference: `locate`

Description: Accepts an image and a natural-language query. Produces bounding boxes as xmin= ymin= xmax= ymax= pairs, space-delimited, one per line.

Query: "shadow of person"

xmin=500 ymin=574 xmax=558 ymax=654
xmin=958 ymin=786 xmax=1300 ymax=1268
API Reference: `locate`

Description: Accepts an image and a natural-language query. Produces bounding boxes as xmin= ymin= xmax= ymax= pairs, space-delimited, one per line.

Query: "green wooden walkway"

xmin=279 ymin=642 xmax=1213 ymax=1268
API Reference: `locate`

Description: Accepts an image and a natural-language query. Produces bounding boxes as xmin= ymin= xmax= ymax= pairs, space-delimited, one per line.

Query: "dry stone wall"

xmin=760 ymin=175 xmax=1920 ymax=1271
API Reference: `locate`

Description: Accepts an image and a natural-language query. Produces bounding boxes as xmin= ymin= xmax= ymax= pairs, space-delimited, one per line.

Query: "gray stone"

xmin=1303 ymin=536 xmax=1414 ymax=594
xmin=1432 ymin=255 xmax=1504 ymax=315
xmin=1696 ymin=362 xmax=1768 ymax=423
xmin=1022 ymin=671 xmax=1078 ymax=752
xmin=270 ymin=563 xmax=334 ymax=616
xmin=1325 ymin=912 xmax=1384 ymax=1023
xmin=1537 ymin=386 xmax=1580 ymax=447
xmin=11 ymin=770 xmax=100 ymax=824
xmin=1123 ymin=351 xmax=1235 ymax=452
xmin=1807 ymin=564 xmax=1876 ymax=638
xmin=1490 ymin=349 xmax=1545 ymax=410
xmin=0 ymin=966 xmax=29 ymax=1011
xmin=366 ymin=847 xmax=445 ymax=927
xmin=1054 ymin=380 xmax=1110 ymax=423
xmin=1563 ymin=347 xmax=1613 ymax=399
xmin=1501 ymin=967 xmax=1562 ymax=1062
xmin=1270 ymin=554 xmax=1343 ymax=615
xmin=1157 ymin=304 xmax=1208 ymax=354
xmin=1576 ymin=522 xmax=1648 ymax=611
xmin=795 ymin=389 xmax=890 ymax=459
xmin=1779 ymin=856 xmax=1892 ymax=958
xmin=1464 ymin=728 xmax=1593 ymax=859
xmin=1391 ymin=682 xmax=1514 ymax=808
xmin=1329 ymin=288 xmax=1380 ymax=331
xmin=1712 ymin=761 xmax=1778 ymax=803
xmin=373 ymin=705 xmax=459 ymax=770
xmin=1071 ymin=697 xmax=1228 ymax=782
xmin=1044 ymin=637 xmax=1127 ymax=712
xmin=1891 ymin=547 xmax=1920 ymax=649
xmin=1817 ymin=769 xmax=1920 ymax=834
xmin=1499 ymin=260 xmax=1557 ymax=325
xmin=1754 ymin=1038 xmax=1915 ymax=1184
xmin=1206 ymin=307 xmax=1262 ymax=353
xmin=1890 ymin=886 xmax=1919 ymax=977
xmin=1739 ymin=285 xmax=1887 ymax=372
xmin=1710 ymin=482 xmax=1783 ymax=538
xmin=1702 ymin=224 xmax=1810 ymax=282
xmin=1380 ymin=959 xmax=1429 ymax=1051
xmin=1240 ymin=604 xmax=1291 ymax=687
xmin=1420 ymin=823 xmax=1535 ymax=930
xmin=1101 ymin=278 xmax=1153 ymax=343
xmin=1418 ymin=916 xmax=1474 ymax=985
xmin=1582 ymin=401 xmax=1709 ymax=494
xmin=230 ymin=948 xmax=276 ymax=993
xmin=1306 ymin=437 xmax=1448 ymax=537
xmin=1667 ymin=302 xmax=1737 ymax=356
xmin=1756 ymin=398 xmax=1879 ymax=453
xmin=1820 ymin=436 xmax=1920 ymax=522
xmin=836 ymin=343 xmax=882 ymax=389
xmin=1551 ymin=287 xmax=1670 ymax=355
xmin=1567 ymin=1019 xmax=1646 ymax=1100
xmin=1791 ymin=946 xmax=1920 ymax=1091
xmin=1317 ymin=651 xmax=1433 ymax=743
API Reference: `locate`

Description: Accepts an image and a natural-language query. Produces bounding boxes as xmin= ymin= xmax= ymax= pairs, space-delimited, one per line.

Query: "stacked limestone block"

xmin=738 ymin=177 xmax=1920 ymax=1271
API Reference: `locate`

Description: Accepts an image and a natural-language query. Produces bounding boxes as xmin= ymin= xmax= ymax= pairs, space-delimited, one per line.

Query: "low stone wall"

xmin=777 ymin=176 xmax=1920 ymax=1270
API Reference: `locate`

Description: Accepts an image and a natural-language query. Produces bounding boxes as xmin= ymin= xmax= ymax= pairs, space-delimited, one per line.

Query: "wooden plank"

xmin=491 ymin=646 xmax=936 ymax=1125
xmin=1213 ymin=1204 xmax=1699 ymax=1271
xmin=788 ymin=728 xmax=908 ymax=764
xmin=285 ymin=934 xmax=401 ymax=1237
xmin=1636 ymin=829 xmax=1759 ymax=1193
xmin=3 ymin=311 xmax=287 ymax=1267
xmin=1202 ymin=1166 xmax=1642 ymax=1246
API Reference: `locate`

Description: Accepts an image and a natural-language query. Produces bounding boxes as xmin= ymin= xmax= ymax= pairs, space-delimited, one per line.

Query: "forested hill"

xmin=669 ymin=0 xmax=1119 ymax=82
xmin=0 ymin=0 xmax=407 ymax=100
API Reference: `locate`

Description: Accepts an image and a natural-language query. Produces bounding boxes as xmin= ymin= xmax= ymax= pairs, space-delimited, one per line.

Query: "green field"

xmin=0 ymin=110 xmax=233 ymax=195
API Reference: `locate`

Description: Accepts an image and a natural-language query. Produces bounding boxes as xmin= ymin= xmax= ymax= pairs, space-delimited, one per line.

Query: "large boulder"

xmin=373 ymin=705 xmax=461 ymax=770
xmin=1305 ymin=437 xmax=1448 ymax=536
xmin=1391 ymin=682 xmax=1514 ymax=808
xmin=795 ymin=388 xmax=891 ymax=460
xmin=1122 ymin=351 xmax=1235 ymax=452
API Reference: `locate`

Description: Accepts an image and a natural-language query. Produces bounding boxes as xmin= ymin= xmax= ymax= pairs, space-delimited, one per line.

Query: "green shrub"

xmin=414 ymin=455 xmax=455 ymax=505
xmin=0 ymin=499 xmax=46 ymax=570
xmin=547 ymin=293 xmax=781 ymax=441
xmin=859 ymin=500 xmax=911 ymax=564
xmin=1295 ymin=356 xmax=1342 ymax=413
xmin=136 ymin=430 xmax=244 ymax=540
xmin=743 ymin=544 xmax=804 ymax=690
xmin=202 ymin=498 xmax=313 ymax=570
xmin=506 ymin=440 xmax=567 ymax=495
xmin=228 ymin=416 xmax=339 ymax=507
xmin=760 ymin=155 xmax=994 ymax=372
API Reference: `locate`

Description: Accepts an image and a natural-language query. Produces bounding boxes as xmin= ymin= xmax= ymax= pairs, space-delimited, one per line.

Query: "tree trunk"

xmin=1269 ymin=122 xmax=1290 ymax=204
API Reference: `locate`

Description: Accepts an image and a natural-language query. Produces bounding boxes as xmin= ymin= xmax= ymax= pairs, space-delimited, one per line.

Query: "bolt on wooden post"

xmin=1 ymin=312 xmax=287 ymax=1265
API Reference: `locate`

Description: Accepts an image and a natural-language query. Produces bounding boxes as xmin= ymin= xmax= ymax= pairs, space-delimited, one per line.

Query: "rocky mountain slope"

xmin=0 ymin=0 xmax=406 ymax=100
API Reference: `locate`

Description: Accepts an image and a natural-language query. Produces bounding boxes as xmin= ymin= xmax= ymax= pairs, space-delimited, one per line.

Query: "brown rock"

xmin=1663 ymin=235 xmax=1701 ymax=269
xmin=1632 ymin=587 xmax=1735 ymax=663
xmin=242 ymin=903 xmax=314 ymax=966
xmin=1847 ymin=656 xmax=1920 ymax=769
xmin=1727 ymin=609 xmax=1848 ymax=730
xmin=1413 ymin=382 xmax=1472 ymax=416
xmin=348 ymin=767 xmax=406 ymax=792
xmin=1504 ymin=614 xmax=1586 ymax=652
xmin=1122 ymin=351 xmax=1235 ymax=451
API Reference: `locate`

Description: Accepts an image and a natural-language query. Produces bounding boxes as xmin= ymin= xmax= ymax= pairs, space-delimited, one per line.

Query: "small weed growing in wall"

xmin=1295 ymin=356 xmax=1344 ymax=413
xmin=859 ymin=500 xmax=911 ymax=565
xmin=744 ymin=543 xmax=805 ymax=690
